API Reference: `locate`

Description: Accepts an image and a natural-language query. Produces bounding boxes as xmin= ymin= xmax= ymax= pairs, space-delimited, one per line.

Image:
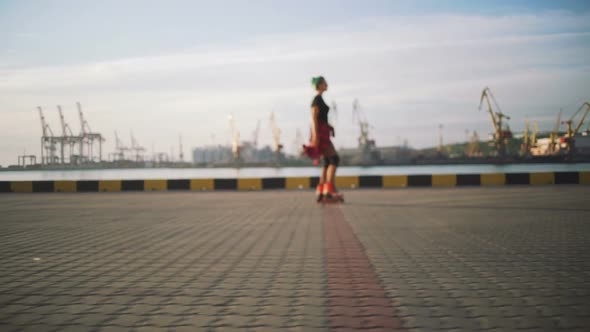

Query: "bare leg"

xmin=323 ymin=144 xmax=338 ymax=191
xmin=325 ymin=145 xmax=336 ymax=183
xmin=326 ymin=164 xmax=337 ymax=184
xmin=316 ymin=163 xmax=328 ymax=202
xmin=319 ymin=165 xmax=328 ymax=184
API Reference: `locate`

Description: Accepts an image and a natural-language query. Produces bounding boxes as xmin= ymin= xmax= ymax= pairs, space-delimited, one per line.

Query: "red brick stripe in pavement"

xmin=323 ymin=205 xmax=405 ymax=331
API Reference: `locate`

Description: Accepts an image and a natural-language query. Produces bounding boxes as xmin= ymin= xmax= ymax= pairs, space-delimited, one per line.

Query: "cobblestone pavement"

xmin=0 ymin=186 xmax=589 ymax=331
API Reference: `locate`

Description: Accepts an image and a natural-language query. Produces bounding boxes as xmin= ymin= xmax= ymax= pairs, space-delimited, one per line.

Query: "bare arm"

xmin=311 ymin=105 xmax=319 ymax=147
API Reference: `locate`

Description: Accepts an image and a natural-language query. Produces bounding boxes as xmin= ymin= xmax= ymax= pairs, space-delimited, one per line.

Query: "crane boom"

xmin=548 ymin=110 xmax=563 ymax=155
xmin=252 ymin=120 xmax=261 ymax=148
xmin=228 ymin=114 xmax=240 ymax=160
xmin=114 ymin=131 xmax=122 ymax=149
xmin=523 ymin=118 xmax=530 ymax=147
xmin=352 ymin=99 xmax=363 ymax=124
xmin=38 ymin=106 xmax=46 ymax=136
xmin=77 ymin=102 xmax=85 ymax=135
xmin=330 ymin=101 xmax=338 ymax=123
xmin=38 ymin=106 xmax=53 ymax=136
xmin=58 ymin=105 xmax=75 ymax=136
xmin=571 ymin=102 xmax=590 ymax=135
xmin=352 ymin=99 xmax=374 ymax=149
xmin=558 ymin=101 xmax=590 ymax=159
xmin=130 ymin=131 xmax=136 ymax=149
xmin=479 ymin=87 xmax=499 ymax=132
xmin=130 ymin=131 xmax=144 ymax=151
xmin=77 ymin=102 xmax=92 ymax=134
xmin=57 ymin=105 xmax=67 ymax=137
xmin=269 ymin=112 xmax=283 ymax=153
xmin=478 ymin=87 xmax=512 ymax=157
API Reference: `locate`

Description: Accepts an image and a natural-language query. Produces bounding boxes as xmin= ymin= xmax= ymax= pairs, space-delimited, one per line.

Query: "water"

xmin=1 ymin=163 xmax=589 ymax=181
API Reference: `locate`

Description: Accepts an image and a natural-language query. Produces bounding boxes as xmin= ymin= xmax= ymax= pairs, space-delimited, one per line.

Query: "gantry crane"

xmin=478 ymin=87 xmax=512 ymax=157
xmin=114 ymin=131 xmax=129 ymax=161
xmin=130 ymin=131 xmax=146 ymax=162
xmin=562 ymin=102 xmax=590 ymax=158
xmin=78 ymin=102 xmax=90 ymax=162
xmin=77 ymin=102 xmax=104 ymax=163
xmin=57 ymin=105 xmax=77 ymax=164
xmin=38 ymin=106 xmax=57 ymax=165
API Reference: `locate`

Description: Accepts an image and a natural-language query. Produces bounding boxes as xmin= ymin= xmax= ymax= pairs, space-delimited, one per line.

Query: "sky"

xmin=1 ymin=0 xmax=590 ymax=166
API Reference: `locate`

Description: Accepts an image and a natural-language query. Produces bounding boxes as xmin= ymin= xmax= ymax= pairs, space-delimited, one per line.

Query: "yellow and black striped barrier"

xmin=1 ymin=171 xmax=589 ymax=193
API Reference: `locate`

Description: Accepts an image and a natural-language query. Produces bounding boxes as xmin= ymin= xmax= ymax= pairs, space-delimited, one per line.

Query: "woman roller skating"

xmin=303 ymin=76 xmax=343 ymax=203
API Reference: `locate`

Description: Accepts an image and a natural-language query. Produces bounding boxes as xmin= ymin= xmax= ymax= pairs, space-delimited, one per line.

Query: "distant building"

xmin=192 ymin=143 xmax=286 ymax=165
xmin=193 ymin=146 xmax=232 ymax=164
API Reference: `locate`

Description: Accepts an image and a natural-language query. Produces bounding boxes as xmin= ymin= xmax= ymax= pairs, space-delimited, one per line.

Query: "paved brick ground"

xmin=0 ymin=186 xmax=589 ymax=331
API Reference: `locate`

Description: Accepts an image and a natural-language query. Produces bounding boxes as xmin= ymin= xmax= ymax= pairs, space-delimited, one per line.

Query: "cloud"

xmin=1 ymin=11 xmax=590 ymax=165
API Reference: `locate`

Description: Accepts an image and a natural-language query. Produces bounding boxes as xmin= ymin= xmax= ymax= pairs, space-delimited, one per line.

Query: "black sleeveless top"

xmin=311 ymin=95 xmax=329 ymax=123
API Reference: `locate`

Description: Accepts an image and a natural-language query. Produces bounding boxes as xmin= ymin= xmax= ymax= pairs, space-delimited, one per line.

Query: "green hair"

xmin=311 ymin=76 xmax=325 ymax=89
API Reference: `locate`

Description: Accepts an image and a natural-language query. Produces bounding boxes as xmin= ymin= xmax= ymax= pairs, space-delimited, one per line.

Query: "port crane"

xmin=228 ymin=114 xmax=240 ymax=161
xmin=531 ymin=122 xmax=539 ymax=148
xmin=521 ymin=119 xmax=530 ymax=156
xmin=330 ymin=101 xmax=338 ymax=124
xmin=521 ymin=118 xmax=539 ymax=157
xmin=293 ymin=128 xmax=303 ymax=155
xmin=130 ymin=131 xmax=146 ymax=162
xmin=466 ymin=130 xmax=482 ymax=157
xmin=57 ymin=105 xmax=77 ymax=164
xmin=352 ymin=99 xmax=377 ymax=164
xmin=548 ymin=110 xmax=563 ymax=155
xmin=478 ymin=87 xmax=512 ymax=157
xmin=113 ymin=131 xmax=129 ymax=161
xmin=562 ymin=102 xmax=590 ymax=158
xmin=77 ymin=102 xmax=104 ymax=163
xmin=251 ymin=120 xmax=261 ymax=149
xmin=78 ymin=102 xmax=91 ymax=162
xmin=352 ymin=99 xmax=375 ymax=149
xmin=38 ymin=106 xmax=58 ymax=165
xmin=269 ymin=111 xmax=283 ymax=157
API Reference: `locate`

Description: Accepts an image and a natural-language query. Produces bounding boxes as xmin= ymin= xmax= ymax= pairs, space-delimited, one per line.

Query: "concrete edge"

xmin=0 ymin=171 xmax=588 ymax=193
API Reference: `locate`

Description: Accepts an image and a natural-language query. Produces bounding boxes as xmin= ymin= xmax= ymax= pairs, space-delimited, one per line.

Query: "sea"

xmin=1 ymin=163 xmax=590 ymax=181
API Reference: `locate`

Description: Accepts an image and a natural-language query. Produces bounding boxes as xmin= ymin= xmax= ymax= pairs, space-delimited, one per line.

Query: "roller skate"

xmin=321 ymin=182 xmax=344 ymax=204
xmin=315 ymin=183 xmax=324 ymax=203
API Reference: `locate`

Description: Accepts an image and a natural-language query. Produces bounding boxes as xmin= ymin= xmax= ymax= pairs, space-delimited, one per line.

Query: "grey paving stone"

xmin=1 ymin=188 xmax=589 ymax=331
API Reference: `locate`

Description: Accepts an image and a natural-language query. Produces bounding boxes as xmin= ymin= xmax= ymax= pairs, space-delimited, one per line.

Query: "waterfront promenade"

xmin=1 ymin=187 xmax=589 ymax=331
